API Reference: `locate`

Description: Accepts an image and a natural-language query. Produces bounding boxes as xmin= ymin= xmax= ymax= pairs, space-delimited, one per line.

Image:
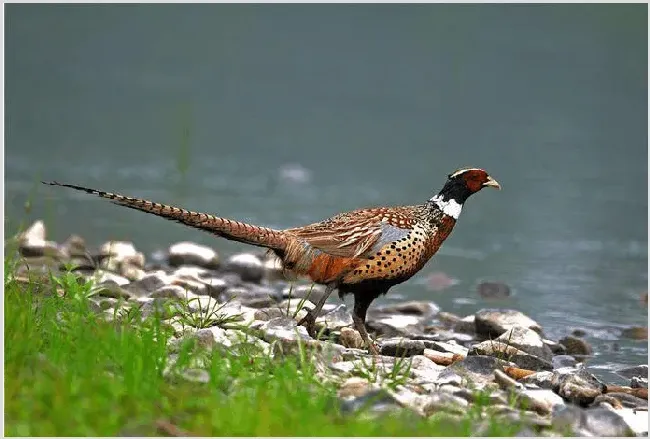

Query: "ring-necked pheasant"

xmin=43 ymin=167 xmax=500 ymax=354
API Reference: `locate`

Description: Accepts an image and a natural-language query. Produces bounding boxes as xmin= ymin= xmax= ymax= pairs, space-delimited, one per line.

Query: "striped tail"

xmin=42 ymin=181 xmax=289 ymax=251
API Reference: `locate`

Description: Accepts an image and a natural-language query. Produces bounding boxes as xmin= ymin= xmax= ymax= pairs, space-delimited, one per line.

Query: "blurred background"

xmin=5 ymin=4 xmax=647 ymax=379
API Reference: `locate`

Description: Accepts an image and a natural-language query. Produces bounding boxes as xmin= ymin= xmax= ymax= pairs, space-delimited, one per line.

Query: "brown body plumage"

xmin=43 ymin=168 xmax=500 ymax=353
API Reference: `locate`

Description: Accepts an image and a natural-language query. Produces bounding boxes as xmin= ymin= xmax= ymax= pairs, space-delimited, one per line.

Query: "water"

xmin=5 ymin=5 xmax=647 ymax=382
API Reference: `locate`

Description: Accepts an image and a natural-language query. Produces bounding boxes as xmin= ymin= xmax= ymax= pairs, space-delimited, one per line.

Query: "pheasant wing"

xmin=286 ymin=207 xmax=416 ymax=259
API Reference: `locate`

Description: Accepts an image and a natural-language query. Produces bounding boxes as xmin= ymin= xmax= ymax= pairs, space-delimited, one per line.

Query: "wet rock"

xmin=380 ymin=338 xmax=426 ymax=357
xmin=373 ymin=300 xmax=440 ymax=320
xmin=339 ymin=327 xmax=365 ymax=349
xmin=604 ymin=392 xmax=648 ymax=409
xmin=496 ymin=325 xmax=553 ymax=361
xmin=477 ymin=281 xmax=511 ymax=299
xmin=558 ymin=335 xmax=593 ymax=357
xmin=436 ymin=311 xmax=462 ymax=327
xmin=551 ymin=355 xmax=577 ymax=369
xmin=451 ymin=315 xmax=477 ymax=335
xmin=474 ymin=309 xmax=543 ymax=338
xmin=552 ymin=367 xmax=606 ymax=405
xmin=621 ymin=326 xmax=648 ymax=340
xmin=631 ymin=377 xmax=648 ymax=389
xmin=616 ymin=364 xmax=648 ymax=379
xmin=543 ymin=339 xmax=566 ymax=355
xmin=223 ymin=253 xmax=264 ymax=283
xmin=168 ymin=241 xmax=220 ymax=270
xmin=469 ymin=340 xmax=553 ymax=371
xmin=425 ymin=272 xmax=458 ymax=291
xmin=436 ymin=355 xmax=514 ymax=389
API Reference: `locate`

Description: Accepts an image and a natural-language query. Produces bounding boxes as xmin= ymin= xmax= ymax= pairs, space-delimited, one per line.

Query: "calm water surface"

xmin=5 ymin=5 xmax=648 ymax=382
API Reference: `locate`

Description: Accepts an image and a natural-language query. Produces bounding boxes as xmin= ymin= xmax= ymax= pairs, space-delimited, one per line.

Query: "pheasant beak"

xmin=483 ymin=176 xmax=501 ymax=190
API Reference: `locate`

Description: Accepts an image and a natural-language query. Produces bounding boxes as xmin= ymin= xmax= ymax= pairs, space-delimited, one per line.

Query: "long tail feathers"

xmin=42 ymin=181 xmax=289 ymax=251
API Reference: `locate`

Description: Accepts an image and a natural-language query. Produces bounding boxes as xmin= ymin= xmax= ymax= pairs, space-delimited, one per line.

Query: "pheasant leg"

xmin=352 ymin=293 xmax=380 ymax=355
xmin=297 ymin=283 xmax=336 ymax=338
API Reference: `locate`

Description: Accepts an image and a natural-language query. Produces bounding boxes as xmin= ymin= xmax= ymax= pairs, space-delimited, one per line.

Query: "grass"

xmin=5 ymin=256 xmax=529 ymax=436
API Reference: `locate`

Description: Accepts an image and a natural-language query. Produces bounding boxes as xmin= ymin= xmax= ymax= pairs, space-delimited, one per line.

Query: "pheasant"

xmin=43 ymin=167 xmax=500 ymax=354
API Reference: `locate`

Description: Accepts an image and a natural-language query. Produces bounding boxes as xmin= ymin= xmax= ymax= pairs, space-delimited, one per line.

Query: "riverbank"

xmin=5 ymin=220 xmax=648 ymax=436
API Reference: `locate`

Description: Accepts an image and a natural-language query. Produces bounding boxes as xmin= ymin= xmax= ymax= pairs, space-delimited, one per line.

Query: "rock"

xmin=339 ymin=327 xmax=365 ymax=349
xmin=552 ymin=367 xmax=606 ymax=405
xmin=495 ymin=325 xmax=553 ymax=361
xmin=474 ymin=309 xmax=543 ymax=338
xmin=60 ymin=234 xmax=88 ymax=257
xmin=253 ymin=307 xmax=285 ymax=321
xmin=409 ymin=355 xmax=445 ymax=383
xmin=127 ymin=271 xmax=169 ymax=294
xmin=620 ymin=326 xmax=648 ymax=340
xmin=262 ymin=254 xmax=285 ymax=281
xmin=420 ymin=391 xmax=469 ymax=415
xmin=417 ymin=340 xmax=469 ymax=357
xmin=614 ymin=407 xmax=649 ymax=436
xmin=581 ymin=407 xmax=637 ymax=437
xmin=558 ymin=335 xmax=593 ymax=357
xmin=150 ymin=285 xmax=193 ymax=300
xmin=494 ymin=369 xmax=524 ymax=391
xmin=18 ymin=220 xmax=64 ymax=259
xmin=617 ymin=364 xmax=648 ymax=379
xmin=222 ymin=284 xmax=282 ymax=307
xmin=436 ymin=311 xmax=462 ymax=327
xmin=543 ymin=339 xmax=566 ymax=355
xmin=631 ymin=377 xmax=648 ymax=389
xmin=469 ymin=340 xmax=553 ymax=371
xmin=282 ymin=283 xmax=328 ymax=304
xmin=477 ymin=281 xmax=511 ymax=299
xmin=380 ymin=338 xmax=426 ymax=357
xmin=315 ymin=304 xmax=353 ymax=331
xmin=178 ymin=368 xmax=210 ymax=384
xmin=436 ymin=355 xmax=514 ymax=389
xmin=520 ymin=370 xmax=554 ymax=389
xmin=168 ymin=241 xmax=220 ymax=270
xmin=517 ymin=389 xmax=565 ymax=415
xmin=258 ymin=317 xmax=311 ymax=344
xmin=339 ymin=389 xmax=404 ymax=416
xmin=604 ymin=392 xmax=648 ymax=409
xmin=551 ymin=355 xmax=577 ymax=369
xmin=91 ymin=270 xmax=130 ymax=287
xmin=373 ymin=300 xmax=440 ymax=320
xmin=99 ymin=241 xmax=145 ymax=272
xmin=366 ymin=314 xmax=424 ymax=338
xmin=338 ymin=377 xmax=377 ymax=398
xmin=223 ymin=253 xmax=264 ymax=283
xmin=425 ymin=272 xmax=458 ymax=291
xmin=452 ymin=315 xmax=477 ymax=334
